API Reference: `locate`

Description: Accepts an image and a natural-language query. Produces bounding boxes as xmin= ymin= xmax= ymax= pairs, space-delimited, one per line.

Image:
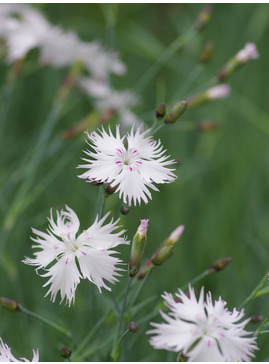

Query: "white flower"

xmin=206 ymin=85 xmax=230 ymax=100
xmin=0 ymin=337 xmax=39 ymax=362
xmin=0 ymin=5 xmax=50 ymax=62
xmin=236 ymin=43 xmax=259 ymax=63
xmin=23 ymin=206 xmax=128 ymax=306
xmin=78 ymin=125 xmax=177 ymax=206
xmin=148 ymin=286 xmax=258 ymax=362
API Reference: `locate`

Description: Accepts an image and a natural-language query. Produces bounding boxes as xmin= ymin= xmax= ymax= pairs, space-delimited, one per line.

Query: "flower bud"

xmin=120 ymin=206 xmax=130 ymax=215
xmin=0 ymin=297 xmax=20 ymax=311
xmin=195 ymin=5 xmax=213 ymax=32
xmin=128 ymin=321 xmax=139 ymax=333
xmin=152 ymin=244 xmax=174 ymax=266
xmin=187 ymin=85 xmax=230 ymax=110
xmin=106 ymin=183 xmax=118 ymax=195
xmin=129 ymin=219 xmax=149 ymax=277
xmin=196 ymin=121 xmax=220 ymax=132
xmin=60 ymin=346 xmax=72 ymax=359
xmin=164 ymin=101 xmax=187 ymax=124
xmin=155 ymin=102 xmax=166 ymax=120
xmin=208 ymin=257 xmax=232 ymax=272
xmin=217 ymin=43 xmax=258 ymax=81
xmin=200 ymin=40 xmax=213 ymax=63
xmin=152 ymin=225 xmax=184 ymax=266
xmin=250 ymin=315 xmax=263 ymax=324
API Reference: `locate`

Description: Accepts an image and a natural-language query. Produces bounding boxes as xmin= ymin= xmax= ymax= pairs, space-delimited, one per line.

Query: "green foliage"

xmin=0 ymin=3 xmax=269 ymax=361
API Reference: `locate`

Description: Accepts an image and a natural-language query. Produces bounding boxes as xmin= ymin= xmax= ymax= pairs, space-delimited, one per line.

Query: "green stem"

xmin=72 ymin=311 xmax=110 ymax=360
xmin=74 ymin=336 xmax=114 ymax=362
xmin=181 ymin=269 xmax=212 ymax=291
xmin=130 ymin=267 xmax=152 ymax=308
xmin=19 ymin=305 xmax=74 ymax=342
xmin=239 ymin=270 xmax=269 ymax=309
xmin=111 ymin=278 xmax=132 ymax=361
xmin=99 ymin=190 xmax=108 ymax=218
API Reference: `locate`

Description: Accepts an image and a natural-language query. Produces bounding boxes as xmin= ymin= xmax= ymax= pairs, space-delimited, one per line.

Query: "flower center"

xmin=115 ymin=148 xmax=142 ymax=171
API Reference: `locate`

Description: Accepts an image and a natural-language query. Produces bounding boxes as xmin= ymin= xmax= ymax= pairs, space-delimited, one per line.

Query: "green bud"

xmin=164 ymin=101 xmax=187 ymax=124
xmin=155 ymin=102 xmax=166 ymax=120
xmin=106 ymin=183 xmax=118 ymax=195
xmin=120 ymin=206 xmax=130 ymax=215
xmin=208 ymin=257 xmax=232 ymax=272
xmin=195 ymin=5 xmax=213 ymax=32
xmin=0 ymin=297 xmax=20 ymax=311
xmin=200 ymin=40 xmax=213 ymax=63
xmin=152 ymin=244 xmax=174 ymax=266
xmin=60 ymin=346 xmax=72 ymax=359
xmin=128 ymin=321 xmax=139 ymax=333
xmin=129 ymin=219 xmax=149 ymax=277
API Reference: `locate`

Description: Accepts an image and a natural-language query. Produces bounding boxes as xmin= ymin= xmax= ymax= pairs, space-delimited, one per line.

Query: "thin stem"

xmin=134 ymin=28 xmax=195 ymax=93
xmin=19 ymin=305 xmax=74 ymax=342
xmin=239 ymin=270 xmax=269 ymax=309
xmin=111 ymin=278 xmax=132 ymax=361
xmin=74 ymin=336 xmax=114 ymax=362
xmin=99 ymin=190 xmax=108 ymax=218
xmin=181 ymin=269 xmax=212 ymax=291
xmin=130 ymin=267 xmax=152 ymax=308
xmin=72 ymin=311 xmax=110 ymax=360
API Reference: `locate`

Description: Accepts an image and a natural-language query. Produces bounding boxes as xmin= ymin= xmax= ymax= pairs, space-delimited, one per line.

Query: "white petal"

xmin=77 ymin=248 xmax=123 ymax=292
xmin=42 ymin=255 xmax=81 ymax=306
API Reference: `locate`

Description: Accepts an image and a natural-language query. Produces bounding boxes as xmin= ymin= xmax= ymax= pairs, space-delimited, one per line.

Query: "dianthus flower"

xmin=23 ymin=206 xmax=128 ymax=306
xmin=148 ymin=286 xmax=258 ymax=362
xmin=78 ymin=125 xmax=177 ymax=206
xmin=0 ymin=338 xmax=39 ymax=362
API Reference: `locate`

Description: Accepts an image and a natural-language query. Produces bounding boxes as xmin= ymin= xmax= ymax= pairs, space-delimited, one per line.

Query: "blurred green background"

xmin=1 ymin=3 xmax=269 ymax=361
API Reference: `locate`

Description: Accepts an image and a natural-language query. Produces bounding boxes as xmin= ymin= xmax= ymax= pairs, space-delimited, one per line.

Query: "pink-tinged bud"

xmin=129 ymin=219 xmax=149 ymax=277
xmin=152 ymin=225 xmax=184 ymax=266
xmin=137 ymin=219 xmax=149 ymax=239
xmin=167 ymin=225 xmax=184 ymax=245
xmin=0 ymin=297 xmax=20 ymax=311
xmin=128 ymin=321 xmax=139 ymax=333
xmin=217 ymin=43 xmax=258 ymax=81
xmin=206 ymin=85 xmax=230 ymax=100
xmin=236 ymin=43 xmax=259 ymax=63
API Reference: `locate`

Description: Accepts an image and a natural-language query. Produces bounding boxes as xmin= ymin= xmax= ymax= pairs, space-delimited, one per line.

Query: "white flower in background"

xmin=206 ymin=85 xmax=230 ymax=100
xmin=0 ymin=4 xmax=126 ymax=80
xmin=79 ymin=77 xmax=141 ymax=128
xmin=23 ymin=206 xmax=128 ymax=306
xmin=148 ymin=286 xmax=258 ymax=362
xmin=0 ymin=337 xmax=39 ymax=362
xmin=78 ymin=125 xmax=177 ymax=206
xmin=236 ymin=43 xmax=259 ymax=63
xmin=0 ymin=5 xmax=50 ymax=62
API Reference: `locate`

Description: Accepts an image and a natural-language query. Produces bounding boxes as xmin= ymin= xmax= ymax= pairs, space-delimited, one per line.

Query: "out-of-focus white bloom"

xmin=78 ymin=125 xmax=177 ymax=206
xmin=148 ymin=286 xmax=258 ymax=362
xmin=0 ymin=5 xmax=50 ymax=62
xmin=79 ymin=77 xmax=142 ymax=128
xmin=0 ymin=337 xmax=39 ymax=362
xmin=236 ymin=43 xmax=259 ymax=63
xmin=23 ymin=206 xmax=128 ymax=306
xmin=0 ymin=4 xmax=126 ymax=80
xmin=206 ymin=85 xmax=230 ymax=100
